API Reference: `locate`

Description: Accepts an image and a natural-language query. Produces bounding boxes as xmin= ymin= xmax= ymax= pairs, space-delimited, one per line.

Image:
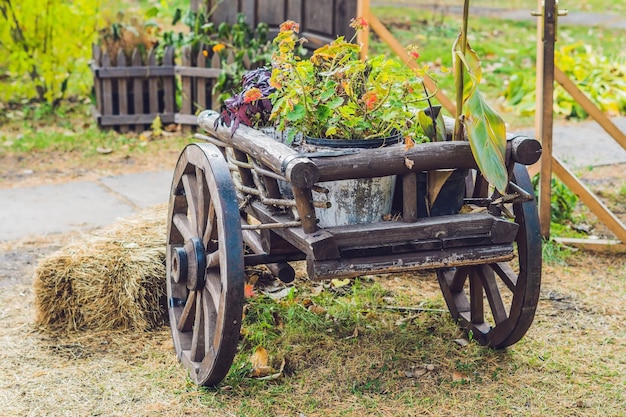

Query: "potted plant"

xmin=265 ymin=19 xmax=435 ymax=226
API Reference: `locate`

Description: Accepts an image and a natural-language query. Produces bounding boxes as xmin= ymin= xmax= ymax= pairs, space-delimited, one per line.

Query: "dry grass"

xmin=1 ymin=208 xmax=625 ymax=416
xmin=33 ymin=204 xmax=167 ymax=332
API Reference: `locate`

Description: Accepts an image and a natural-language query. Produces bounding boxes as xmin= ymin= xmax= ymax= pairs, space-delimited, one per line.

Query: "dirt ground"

xmin=1 ymin=141 xmax=625 ymax=415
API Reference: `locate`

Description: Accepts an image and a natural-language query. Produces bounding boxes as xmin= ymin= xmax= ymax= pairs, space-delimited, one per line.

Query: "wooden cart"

xmin=165 ymin=110 xmax=543 ymax=386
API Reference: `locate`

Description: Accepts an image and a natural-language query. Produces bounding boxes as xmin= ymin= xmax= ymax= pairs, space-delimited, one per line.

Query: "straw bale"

xmin=34 ymin=204 xmax=168 ymax=332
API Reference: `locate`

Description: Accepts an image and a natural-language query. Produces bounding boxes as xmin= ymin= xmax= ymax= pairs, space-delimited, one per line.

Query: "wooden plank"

xmin=147 ymin=48 xmax=159 ymax=115
xmin=402 ymin=172 xmax=418 ymax=222
xmin=249 ymin=201 xmax=341 ymax=260
xmin=552 ymin=156 xmax=626 ymax=243
xmin=101 ymin=51 xmax=114 ymax=125
xmin=180 ymin=45 xmax=193 ymax=129
xmin=211 ymin=52 xmax=221 ymax=110
xmin=175 ymin=66 xmax=222 ymax=78
xmin=303 ymin=0 xmax=334 ymax=35
xmin=356 ymin=0 xmax=371 ymax=58
xmin=553 ymin=237 xmax=626 ymax=253
xmin=309 ymin=244 xmax=514 ymax=280
xmin=92 ymin=44 xmax=103 ymax=124
xmin=93 ymin=66 xmax=175 ymax=78
xmin=116 ymin=50 xmax=129 ymax=133
xmin=258 ymin=0 xmax=286 ymax=25
xmin=368 ymin=14 xmax=455 ymax=116
xmin=325 ymin=212 xmax=507 ymax=247
xmin=196 ymin=48 xmax=207 ymax=114
xmin=163 ymin=46 xmax=176 ymax=117
xmin=287 ymin=0 xmax=303 ymax=23
xmin=537 ymin=0 xmax=557 ymax=238
xmin=99 ymin=113 xmax=176 ymax=126
xmin=131 ymin=49 xmax=144 ymax=131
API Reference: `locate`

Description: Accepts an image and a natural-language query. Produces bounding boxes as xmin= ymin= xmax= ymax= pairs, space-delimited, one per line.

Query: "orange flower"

xmin=362 ymin=91 xmax=377 ymax=110
xmin=202 ymin=49 xmax=209 ymax=57
xmin=244 ymin=87 xmax=263 ymax=103
xmin=212 ymin=43 xmax=226 ymax=53
xmin=350 ymin=17 xmax=368 ymax=30
xmin=279 ymin=20 xmax=299 ymax=33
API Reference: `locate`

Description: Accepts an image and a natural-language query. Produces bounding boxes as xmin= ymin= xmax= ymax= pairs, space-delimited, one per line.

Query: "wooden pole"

xmin=357 ymin=0 xmax=371 ymax=58
xmin=535 ymin=0 xmax=557 ymax=239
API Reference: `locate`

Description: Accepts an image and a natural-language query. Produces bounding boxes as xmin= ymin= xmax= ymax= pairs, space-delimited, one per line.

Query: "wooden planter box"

xmin=91 ymin=44 xmax=248 ymax=131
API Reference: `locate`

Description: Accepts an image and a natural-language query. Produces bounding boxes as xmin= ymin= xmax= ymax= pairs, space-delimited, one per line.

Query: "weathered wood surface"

xmin=92 ymin=44 xmax=248 ymax=130
xmin=308 ymin=244 xmax=514 ymax=280
xmin=197 ymin=110 xmax=541 ymax=185
xmin=206 ymin=0 xmax=357 ymax=51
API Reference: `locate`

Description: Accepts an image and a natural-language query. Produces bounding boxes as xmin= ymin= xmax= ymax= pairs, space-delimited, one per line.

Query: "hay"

xmin=34 ymin=204 xmax=168 ymax=332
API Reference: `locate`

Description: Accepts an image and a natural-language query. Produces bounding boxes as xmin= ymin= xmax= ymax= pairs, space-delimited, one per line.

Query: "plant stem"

xmin=453 ymin=0 xmax=470 ymax=141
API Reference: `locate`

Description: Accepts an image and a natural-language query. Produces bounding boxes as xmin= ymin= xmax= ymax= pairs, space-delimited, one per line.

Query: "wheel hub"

xmin=170 ymin=237 xmax=206 ymax=291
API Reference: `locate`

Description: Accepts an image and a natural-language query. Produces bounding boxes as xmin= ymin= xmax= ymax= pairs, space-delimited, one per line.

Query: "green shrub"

xmin=532 ymin=174 xmax=579 ymax=224
xmin=0 ymin=0 xmax=114 ymax=106
xmin=504 ymin=43 xmax=626 ymax=119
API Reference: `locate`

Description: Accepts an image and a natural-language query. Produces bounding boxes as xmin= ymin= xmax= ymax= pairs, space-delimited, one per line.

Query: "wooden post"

xmin=534 ymin=0 xmax=557 ymax=239
xmin=357 ymin=0 xmax=371 ymax=58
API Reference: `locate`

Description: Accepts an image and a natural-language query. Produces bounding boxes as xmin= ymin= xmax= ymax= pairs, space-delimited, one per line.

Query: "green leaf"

xmin=327 ymin=97 xmax=344 ymax=109
xmin=464 ymin=91 xmax=508 ymax=193
xmin=286 ymin=103 xmax=306 ymax=122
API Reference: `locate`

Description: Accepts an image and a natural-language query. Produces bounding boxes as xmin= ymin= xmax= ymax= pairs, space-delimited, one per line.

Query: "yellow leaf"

xmin=427 ymin=170 xmax=454 ymax=208
xmin=331 ymin=278 xmax=351 ymax=288
xmin=250 ymin=346 xmax=270 ymax=377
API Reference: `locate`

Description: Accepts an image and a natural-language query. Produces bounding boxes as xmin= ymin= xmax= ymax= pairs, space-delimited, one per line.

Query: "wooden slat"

xmin=92 ymin=44 xmax=103 ymax=120
xmin=93 ymin=65 xmax=175 ymax=78
xmin=357 ymin=0 xmax=371 ymax=58
xmin=163 ymin=46 xmax=176 ymax=116
xmin=553 ymin=237 xmax=626 ymax=253
xmin=147 ymin=48 xmax=159 ymax=115
xmin=402 ymin=172 xmax=418 ymax=223
xmin=181 ymin=45 xmax=193 ymax=130
xmin=99 ymin=113 xmax=176 ymax=126
xmin=116 ymin=50 xmax=129 ymax=133
xmin=554 ymin=66 xmax=626 ymax=151
xmin=309 ymin=244 xmax=514 ymax=280
xmin=196 ymin=48 xmax=207 ymax=114
xmin=552 ymin=156 xmax=626 ymax=243
xmin=131 ymin=49 xmax=144 ymax=131
xmin=175 ymin=66 xmax=222 ymax=78
xmin=101 ymin=51 xmax=113 ymax=121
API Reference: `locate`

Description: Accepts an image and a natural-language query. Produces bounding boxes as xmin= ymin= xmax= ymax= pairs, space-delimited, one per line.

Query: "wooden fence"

xmin=91 ymin=44 xmax=248 ymax=131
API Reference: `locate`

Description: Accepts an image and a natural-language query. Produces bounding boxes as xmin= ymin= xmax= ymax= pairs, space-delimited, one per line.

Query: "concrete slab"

xmin=0 ymin=181 xmax=134 ymax=241
xmin=99 ymin=171 xmax=172 ymax=209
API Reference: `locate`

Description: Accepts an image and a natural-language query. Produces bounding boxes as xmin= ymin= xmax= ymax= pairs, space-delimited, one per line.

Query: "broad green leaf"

xmin=417 ymin=106 xmax=446 ymax=142
xmin=286 ymin=103 xmax=306 ymax=122
xmin=464 ymin=91 xmax=509 ymax=193
xmin=327 ymin=97 xmax=344 ymax=109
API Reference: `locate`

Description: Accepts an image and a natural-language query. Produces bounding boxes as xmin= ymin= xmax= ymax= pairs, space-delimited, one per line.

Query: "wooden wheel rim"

xmin=438 ymin=164 xmax=542 ymax=348
xmin=166 ymin=143 xmax=244 ymax=385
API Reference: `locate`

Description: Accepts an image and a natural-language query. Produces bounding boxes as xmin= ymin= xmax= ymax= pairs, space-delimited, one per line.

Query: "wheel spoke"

xmin=182 ymin=173 xmax=199 ymax=234
xmin=469 ymin=271 xmax=484 ymax=324
xmin=190 ymin=290 xmax=206 ymax=362
xmin=203 ymin=199 xmax=216 ymax=249
xmin=206 ymin=250 xmax=220 ymax=269
xmin=173 ymin=213 xmax=194 ymax=242
xmin=176 ymin=290 xmax=196 ymax=332
xmin=492 ymin=262 xmax=518 ymax=291
xmin=195 ymin=166 xmax=207 ymax=237
xmin=204 ymin=269 xmax=222 ymax=312
xmin=203 ymin=287 xmax=218 ymax=362
xmin=477 ymin=265 xmax=508 ymax=325
xmin=450 ymin=266 xmax=469 ymax=292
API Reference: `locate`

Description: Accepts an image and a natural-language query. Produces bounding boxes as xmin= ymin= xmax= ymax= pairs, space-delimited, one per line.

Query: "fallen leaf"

xmin=96 ymin=146 xmax=113 ymax=154
xmin=404 ymin=157 xmax=415 ymax=169
xmin=308 ymin=304 xmax=327 ymax=315
xmin=257 ymin=358 xmax=286 ymax=381
xmin=244 ymin=284 xmax=256 ymax=298
xmin=331 ymin=278 xmax=351 ymax=288
xmin=453 ymin=338 xmax=469 ymax=347
xmin=250 ymin=347 xmax=271 ymax=377
xmin=452 ymin=371 xmax=469 ymax=382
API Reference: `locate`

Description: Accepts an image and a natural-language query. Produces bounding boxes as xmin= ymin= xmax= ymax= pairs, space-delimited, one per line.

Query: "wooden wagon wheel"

xmin=166 ymin=143 xmax=245 ymax=386
xmin=437 ymin=164 xmax=542 ymax=348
